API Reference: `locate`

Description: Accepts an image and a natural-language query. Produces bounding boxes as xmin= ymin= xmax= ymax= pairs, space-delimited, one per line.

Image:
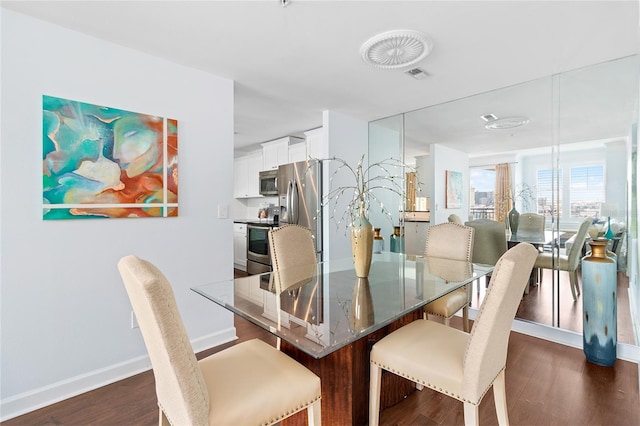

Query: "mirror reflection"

xmin=379 ymin=55 xmax=638 ymax=345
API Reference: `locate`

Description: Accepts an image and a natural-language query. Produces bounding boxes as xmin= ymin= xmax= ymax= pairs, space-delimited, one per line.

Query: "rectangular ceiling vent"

xmin=405 ymin=67 xmax=430 ymax=80
xmin=481 ymin=114 xmax=498 ymax=122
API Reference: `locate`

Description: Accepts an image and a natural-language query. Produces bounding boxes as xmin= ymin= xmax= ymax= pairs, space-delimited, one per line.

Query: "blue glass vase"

xmin=581 ymin=238 xmax=617 ymax=366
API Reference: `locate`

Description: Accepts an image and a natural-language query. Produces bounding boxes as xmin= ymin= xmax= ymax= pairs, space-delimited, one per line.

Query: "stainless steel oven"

xmin=247 ymin=223 xmax=274 ymax=275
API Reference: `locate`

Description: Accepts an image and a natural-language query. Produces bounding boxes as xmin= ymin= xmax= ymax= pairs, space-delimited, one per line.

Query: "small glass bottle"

xmin=373 ymin=228 xmax=384 ymax=253
xmin=390 ymin=226 xmax=405 ymax=253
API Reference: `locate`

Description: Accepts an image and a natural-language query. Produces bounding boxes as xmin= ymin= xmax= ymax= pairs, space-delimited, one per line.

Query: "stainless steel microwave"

xmin=259 ymin=169 xmax=278 ymax=196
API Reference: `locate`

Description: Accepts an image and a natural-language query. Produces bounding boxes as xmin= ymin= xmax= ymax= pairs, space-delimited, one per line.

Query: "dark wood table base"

xmin=281 ymin=309 xmax=423 ymax=426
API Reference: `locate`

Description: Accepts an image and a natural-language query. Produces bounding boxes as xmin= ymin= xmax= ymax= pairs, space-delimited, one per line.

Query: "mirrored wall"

xmin=369 ymin=55 xmax=639 ymax=347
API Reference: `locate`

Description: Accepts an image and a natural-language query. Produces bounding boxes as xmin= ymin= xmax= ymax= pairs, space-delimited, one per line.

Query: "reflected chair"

xmin=118 ymin=255 xmax=322 ymax=426
xmin=516 ymin=213 xmax=545 ymax=238
xmin=369 ymin=243 xmax=539 ymax=426
xmin=516 ymin=213 xmax=545 ymax=287
xmin=423 ymin=223 xmax=474 ymax=332
xmin=534 ymin=218 xmax=592 ymax=301
xmin=448 ymin=214 xmax=463 ymax=224
xmin=465 ymin=219 xmax=508 ymax=286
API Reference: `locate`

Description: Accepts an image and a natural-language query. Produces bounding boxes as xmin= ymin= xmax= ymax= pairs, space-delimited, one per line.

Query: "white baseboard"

xmin=0 ymin=327 xmax=237 ymax=422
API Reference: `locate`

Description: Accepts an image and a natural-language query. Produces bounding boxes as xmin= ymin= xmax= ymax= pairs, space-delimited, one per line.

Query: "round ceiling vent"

xmin=484 ymin=116 xmax=530 ymax=130
xmin=360 ymin=29 xmax=433 ymax=69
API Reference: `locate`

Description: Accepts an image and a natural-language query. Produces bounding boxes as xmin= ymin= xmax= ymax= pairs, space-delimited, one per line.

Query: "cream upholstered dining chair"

xmin=423 ymin=222 xmax=475 ymax=332
xmin=118 ymin=255 xmax=322 ymax=426
xmin=269 ymin=224 xmax=317 ymax=294
xmin=268 ymin=224 xmax=318 ymax=348
xmin=369 ymin=243 xmax=539 ymax=426
xmin=534 ymin=218 xmax=592 ymax=301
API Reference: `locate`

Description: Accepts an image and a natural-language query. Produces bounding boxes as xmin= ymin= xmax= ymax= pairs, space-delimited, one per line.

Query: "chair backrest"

xmin=269 ymin=224 xmax=317 ymax=293
xmin=461 ymin=243 xmax=538 ymax=404
xmin=118 ymin=255 xmax=210 ymax=426
xmin=464 ymin=219 xmax=508 ymax=265
xmin=447 ymin=214 xmax=463 ymax=224
xmin=567 ymin=219 xmax=593 ymax=269
xmin=425 ymin=222 xmax=474 ymax=262
xmin=517 ymin=213 xmax=545 ymax=238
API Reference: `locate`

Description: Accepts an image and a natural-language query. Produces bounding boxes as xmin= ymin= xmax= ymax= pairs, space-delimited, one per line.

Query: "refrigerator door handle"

xmin=286 ymin=181 xmax=293 ymax=223
xmin=291 ymin=180 xmax=299 ymax=224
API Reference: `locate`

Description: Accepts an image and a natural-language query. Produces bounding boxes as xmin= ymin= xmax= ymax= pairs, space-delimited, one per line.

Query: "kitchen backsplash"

xmin=234 ymin=196 xmax=278 ymax=220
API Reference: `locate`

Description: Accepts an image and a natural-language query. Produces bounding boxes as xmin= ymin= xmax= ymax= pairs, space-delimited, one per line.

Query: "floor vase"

xmin=351 ymin=205 xmax=373 ymax=278
xmin=581 ymin=238 xmax=617 ymax=366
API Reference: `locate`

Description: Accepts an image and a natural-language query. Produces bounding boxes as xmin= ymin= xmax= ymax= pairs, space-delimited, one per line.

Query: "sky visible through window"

xmin=470 ymin=168 xmax=495 ymax=192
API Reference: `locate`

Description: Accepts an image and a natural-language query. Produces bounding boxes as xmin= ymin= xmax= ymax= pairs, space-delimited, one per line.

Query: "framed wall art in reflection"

xmin=42 ymin=95 xmax=178 ymax=220
xmin=445 ymin=170 xmax=462 ymax=209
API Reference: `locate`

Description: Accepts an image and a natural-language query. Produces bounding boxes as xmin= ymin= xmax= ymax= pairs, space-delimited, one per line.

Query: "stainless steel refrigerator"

xmin=277 ymin=159 xmax=322 ymax=260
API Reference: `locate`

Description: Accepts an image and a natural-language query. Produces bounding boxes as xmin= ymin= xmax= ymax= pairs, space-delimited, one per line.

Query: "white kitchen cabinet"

xmin=262 ymin=136 xmax=304 ymax=169
xmin=304 ymin=127 xmax=325 ymax=159
xmin=233 ymin=151 xmax=262 ymax=198
xmin=262 ymin=137 xmax=290 ymax=170
xmin=288 ymin=141 xmax=307 ymax=163
xmin=233 ymin=223 xmax=247 ymax=271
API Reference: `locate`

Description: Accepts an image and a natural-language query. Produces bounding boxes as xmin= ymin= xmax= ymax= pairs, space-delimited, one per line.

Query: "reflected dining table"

xmin=192 ymin=251 xmax=493 ymax=425
xmin=508 ymin=230 xmax=554 ymax=287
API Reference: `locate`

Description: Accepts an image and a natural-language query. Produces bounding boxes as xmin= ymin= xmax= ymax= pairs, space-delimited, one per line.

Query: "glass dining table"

xmin=192 ymin=251 xmax=493 ymax=425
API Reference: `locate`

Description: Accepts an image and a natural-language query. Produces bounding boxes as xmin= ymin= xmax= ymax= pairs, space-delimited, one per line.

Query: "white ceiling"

xmin=3 ymin=1 xmax=639 ymax=156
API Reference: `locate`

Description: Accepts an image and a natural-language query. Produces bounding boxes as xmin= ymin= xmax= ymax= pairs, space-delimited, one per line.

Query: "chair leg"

xmin=568 ymin=270 xmax=578 ymax=301
xmin=308 ymin=399 xmax=321 ymax=426
xmin=369 ymin=363 xmax=382 ymax=426
xmin=159 ymin=408 xmax=170 ymax=426
xmin=462 ymin=306 xmax=470 ymax=332
xmin=443 ymin=317 xmax=451 ymax=327
xmin=463 ymin=402 xmax=480 ymax=426
xmin=493 ymin=369 xmax=509 ymax=426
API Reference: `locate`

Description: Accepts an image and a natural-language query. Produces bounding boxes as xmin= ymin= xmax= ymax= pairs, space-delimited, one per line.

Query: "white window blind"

xmin=570 ymin=165 xmax=604 ymax=218
xmin=537 ymin=168 xmax=562 ymax=217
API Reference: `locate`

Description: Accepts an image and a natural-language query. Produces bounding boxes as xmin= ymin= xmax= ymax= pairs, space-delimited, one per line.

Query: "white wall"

xmin=323 ymin=110 xmax=368 ymax=260
xmin=1 ymin=10 xmax=235 ymax=420
xmin=368 ymin=117 xmax=404 ymax=246
xmin=428 ymin=144 xmax=470 ymax=225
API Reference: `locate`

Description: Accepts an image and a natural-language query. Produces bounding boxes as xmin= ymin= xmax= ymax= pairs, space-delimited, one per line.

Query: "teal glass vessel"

xmin=390 ymin=226 xmax=404 ymax=253
xmin=581 ymin=238 xmax=617 ymax=366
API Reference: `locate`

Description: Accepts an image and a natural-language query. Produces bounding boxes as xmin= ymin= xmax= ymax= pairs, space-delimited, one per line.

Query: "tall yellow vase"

xmin=351 ymin=203 xmax=373 ymax=278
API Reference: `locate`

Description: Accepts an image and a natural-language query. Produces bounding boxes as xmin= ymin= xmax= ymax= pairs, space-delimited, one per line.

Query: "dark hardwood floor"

xmin=3 ymin=268 xmax=638 ymax=425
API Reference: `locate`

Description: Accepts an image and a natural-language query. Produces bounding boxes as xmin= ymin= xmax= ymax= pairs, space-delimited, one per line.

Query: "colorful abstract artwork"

xmin=445 ymin=170 xmax=463 ymax=209
xmin=42 ymin=95 xmax=178 ymax=219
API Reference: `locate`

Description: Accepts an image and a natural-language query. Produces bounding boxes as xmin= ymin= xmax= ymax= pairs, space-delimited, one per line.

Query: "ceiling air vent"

xmin=405 ymin=67 xmax=430 ymax=80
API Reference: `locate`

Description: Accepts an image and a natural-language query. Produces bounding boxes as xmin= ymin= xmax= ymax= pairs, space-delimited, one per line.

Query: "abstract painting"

xmin=42 ymin=95 xmax=178 ymax=219
xmin=445 ymin=170 xmax=462 ymax=209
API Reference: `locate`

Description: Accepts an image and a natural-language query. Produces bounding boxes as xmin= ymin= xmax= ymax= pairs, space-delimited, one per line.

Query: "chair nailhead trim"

xmin=371 ymin=360 xmax=491 ymax=405
xmin=261 ymin=395 xmax=321 ymax=425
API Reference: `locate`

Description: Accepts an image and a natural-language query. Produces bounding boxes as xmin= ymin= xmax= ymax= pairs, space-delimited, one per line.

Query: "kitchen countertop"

xmin=234 ymin=219 xmax=279 ymax=226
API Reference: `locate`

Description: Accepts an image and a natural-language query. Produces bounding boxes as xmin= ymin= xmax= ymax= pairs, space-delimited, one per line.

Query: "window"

xmin=570 ymin=165 xmax=604 ymax=218
xmin=469 ymin=168 xmax=496 ymax=220
xmin=537 ymin=169 xmax=563 ymax=217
